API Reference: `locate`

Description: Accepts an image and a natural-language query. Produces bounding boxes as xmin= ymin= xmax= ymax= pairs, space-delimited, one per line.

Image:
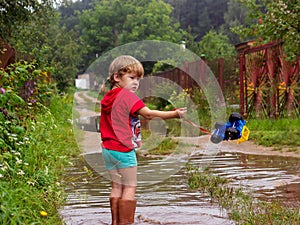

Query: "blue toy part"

xmin=210 ymin=112 xmax=247 ymax=144
xmin=224 ymin=119 xmax=246 ymax=140
xmin=210 ymin=122 xmax=226 ymax=144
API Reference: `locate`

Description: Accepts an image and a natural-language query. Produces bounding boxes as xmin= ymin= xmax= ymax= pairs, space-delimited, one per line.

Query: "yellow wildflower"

xmin=40 ymin=211 xmax=48 ymax=217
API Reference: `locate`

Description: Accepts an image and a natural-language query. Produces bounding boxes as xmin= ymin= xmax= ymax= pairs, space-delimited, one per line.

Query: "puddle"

xmin=191 ymin=153 xmax=300 ymax=204
xmin=60 ymin=152 xmax=300 ymax=225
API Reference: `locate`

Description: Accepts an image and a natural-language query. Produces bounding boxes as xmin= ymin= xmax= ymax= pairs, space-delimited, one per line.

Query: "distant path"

xmin=73 ymin=91 xmax=101 ymax=155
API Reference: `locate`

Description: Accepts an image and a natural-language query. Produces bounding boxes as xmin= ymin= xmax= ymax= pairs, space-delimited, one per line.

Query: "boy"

xmin=100 ymin=55 xmax=186 ymax=225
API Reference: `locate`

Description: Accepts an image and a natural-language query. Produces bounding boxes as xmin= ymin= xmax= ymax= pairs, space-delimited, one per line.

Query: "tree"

xmin=59 ymin=0 xmax=95 ymax=32
xmin=77 ymin=0 xmax=185 ymax=69
xmin=0 ymin=0 xmax=55 ymax=42
xmin=165 ymin=0 xmax=228 ymax=41
xmin=119 ymin=0 xmax=183 ymax=43
xmin=0 ymin=1 xmax=81 ymax=91
xmin=15 ymin=14 xmax=81 ymax=91
xmin=232 ymin=0 xmax=300 ymax=59
xmin=8 ymin=11 xmax=80 ymax=91
xmin=198 ymin=30 xmax=236 ymax=60
xmin=42 ymin=16 xmax=82 ymax=91
xmin=220 ymin=0 xmax=249 ymax=44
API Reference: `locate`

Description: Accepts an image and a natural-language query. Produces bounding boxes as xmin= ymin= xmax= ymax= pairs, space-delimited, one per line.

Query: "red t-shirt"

xmin=100 ymin=88 xmax=145 ymax=152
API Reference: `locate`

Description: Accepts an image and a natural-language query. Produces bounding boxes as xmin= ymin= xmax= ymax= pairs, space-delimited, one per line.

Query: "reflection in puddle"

xmin=60 ymin=152 xmax=300 ymax=225
xmin=199 ymin=153 xmax=300 ymax=203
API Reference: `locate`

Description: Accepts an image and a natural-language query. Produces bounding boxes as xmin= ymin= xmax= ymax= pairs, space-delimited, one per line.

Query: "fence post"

xmin=239 ymin=52 xmax=245 ymax=116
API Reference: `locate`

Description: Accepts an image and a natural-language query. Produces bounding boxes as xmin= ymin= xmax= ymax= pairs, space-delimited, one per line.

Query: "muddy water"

xmin=191 ymin=153 xmax=300 ymax=203
xmin=60 ymin=152 xmax=300 ymax=225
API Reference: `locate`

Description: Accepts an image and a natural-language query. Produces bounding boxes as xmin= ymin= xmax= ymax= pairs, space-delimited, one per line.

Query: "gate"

xmin=237 ymin=41 xmax=300 ymax=118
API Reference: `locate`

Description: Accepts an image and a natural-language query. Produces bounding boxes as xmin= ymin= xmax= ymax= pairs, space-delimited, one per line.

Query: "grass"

xmin=139 ymin=129 xmax=194 ymax=156
xmin=0 ymin=93 xmax=80 ymax=224
xmin=247 ymin=118 xmax=300 ymax=152
xmin=186 ymin=165 xmax=300 ymax=225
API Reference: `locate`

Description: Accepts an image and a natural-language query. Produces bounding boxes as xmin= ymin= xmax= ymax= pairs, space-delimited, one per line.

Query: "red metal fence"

xmin=139 ymin=59 xmax=224 ymax=98
xmin=237 ymin=41 xmax=300 ymax=118
xmin=142 ymin=41 xmax=300 ymax=119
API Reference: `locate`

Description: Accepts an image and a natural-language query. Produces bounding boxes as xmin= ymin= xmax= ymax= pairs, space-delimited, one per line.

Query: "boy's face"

xmin=115 ymin=73 xmax=141 ymax=93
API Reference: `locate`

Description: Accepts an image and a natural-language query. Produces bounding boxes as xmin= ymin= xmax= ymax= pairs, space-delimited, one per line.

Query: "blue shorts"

xmin=102 ymin=148 xmax=137 ymax=170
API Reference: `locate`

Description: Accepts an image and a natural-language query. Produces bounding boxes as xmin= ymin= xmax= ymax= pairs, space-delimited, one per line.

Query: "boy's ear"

xmin=113 ymin=73 xmax=120 ymax=82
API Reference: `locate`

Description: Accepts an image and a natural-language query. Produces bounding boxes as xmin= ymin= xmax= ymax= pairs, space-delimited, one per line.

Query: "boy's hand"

xmin=175 ymin=107 xmax=187 ymax=118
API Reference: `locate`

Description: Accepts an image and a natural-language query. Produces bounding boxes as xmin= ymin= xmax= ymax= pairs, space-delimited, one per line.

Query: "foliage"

xmin=151 ymin=59 xmax=178 ymax=73
xmin=0 ymin=60 xmax=76 ymax=221
xmin=189 ymin=88 xmax=211 ymax=127
xmin=0 ymin=57 xmax=78 ymax=223
xmin=1 ymin=1 xmax=81 ymax=92
xmin=76 ymin=0 xmax=186 ymax=69
xmin=59 ymin=0 xmax=95 ymax=31
xmin=168 ymin=89 xmax=190 ymax=109
xmin=220 ymin=0 xmax=250 ymax=44
xmin=36 ymin=16 xmax=81 ymax=91
xmin=0 ymin=0 xmax=55 ymax=42
xmin=0 ymin=61 xmax=55 ymax=108
xmin=198 ymin=30 xmax=237 ymax=60
xmin=165 ymin=0 xmax=229 ymax=41
xmin=0 ymin=93 xmax=79 ymax=224
xmin=120 ymin=0 xmax=183 ymax=42
xmin=0 ymin=31 xmax=77 ymax=224
xmin=232 ymin=0 xmax=300 ymax=60
xmin=11 ymin=13 xmax=81 ymax=92
xmin=60 ymin=0 xmax=239 ymax=46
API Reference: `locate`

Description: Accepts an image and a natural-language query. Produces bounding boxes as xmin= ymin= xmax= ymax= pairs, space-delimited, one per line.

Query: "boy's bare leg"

xmin=118 ymin=166 xmax=137 ymax=200
xmin=109 ymin=170 xmax=122 ymax=198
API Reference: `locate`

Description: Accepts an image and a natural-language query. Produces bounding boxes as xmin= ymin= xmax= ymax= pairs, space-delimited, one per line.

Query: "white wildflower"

xmin=27 ymin=181 xmax=35 ymax=186
xmin=17 ymin=170 xmax=25 ymax=176
xmin=1 ymin=165 xmax=8 ymax=171
xmin=16 ymin=158 xmax=22 ymax=164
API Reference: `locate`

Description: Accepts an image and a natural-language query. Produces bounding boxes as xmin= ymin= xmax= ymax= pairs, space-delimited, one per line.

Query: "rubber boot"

xmin=118 ymin=199 xmax=137 ymax=225
xmin=110 ymin=197 xmax=120 ymax=225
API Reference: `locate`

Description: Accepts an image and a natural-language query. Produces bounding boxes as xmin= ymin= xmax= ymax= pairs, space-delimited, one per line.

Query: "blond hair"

xmin=108 ymin=55 xmax=144 ymax=86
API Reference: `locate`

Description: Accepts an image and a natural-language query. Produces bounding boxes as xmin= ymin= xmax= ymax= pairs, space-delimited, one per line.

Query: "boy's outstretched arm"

xmin=138 ymin=107 xmax=187 ymax=120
